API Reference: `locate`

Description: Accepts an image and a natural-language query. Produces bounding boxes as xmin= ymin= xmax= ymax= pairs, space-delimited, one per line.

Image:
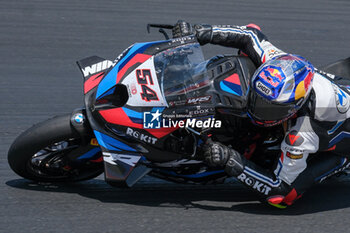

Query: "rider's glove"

xmin=172 ymin=20 xmax=213 ymax=45
xmin=172 ymin=20 xmax=194 ymax=38
xmin=203 ymin=141 xmax=238 ymax=167
xmin=193 ymin=24 xmax=213 ymax=45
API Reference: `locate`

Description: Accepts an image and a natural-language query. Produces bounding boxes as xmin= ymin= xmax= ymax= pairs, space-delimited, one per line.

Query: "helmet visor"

xmin=248 ymin=91 xmax=297 ymax=122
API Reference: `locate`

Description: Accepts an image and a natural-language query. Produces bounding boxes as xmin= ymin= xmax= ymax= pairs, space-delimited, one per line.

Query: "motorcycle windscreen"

xmin=154 ymin=43 xmax=211 ymax=105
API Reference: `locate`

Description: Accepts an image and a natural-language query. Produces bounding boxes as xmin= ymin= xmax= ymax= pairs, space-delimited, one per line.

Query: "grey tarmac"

xmin=1 ymin=0 xmax=350 ymax=232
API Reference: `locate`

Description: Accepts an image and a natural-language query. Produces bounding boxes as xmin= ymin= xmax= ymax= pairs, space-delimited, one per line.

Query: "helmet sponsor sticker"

xmin=258 ymin=66 xmax=286 ymax=88
xmin=256 ymin=81 xmax=272 ymax=96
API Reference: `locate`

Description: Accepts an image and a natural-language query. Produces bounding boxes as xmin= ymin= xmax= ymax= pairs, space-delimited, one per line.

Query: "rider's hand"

xmin=172 ymin=20 xmax=194 ymax=38
xmin=203 ymin=141 xmax=232 ymax=167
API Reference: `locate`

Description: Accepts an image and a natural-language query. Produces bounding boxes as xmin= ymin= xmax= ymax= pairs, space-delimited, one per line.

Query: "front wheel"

xmin=8 ymin=114 xmax=103 ymax=182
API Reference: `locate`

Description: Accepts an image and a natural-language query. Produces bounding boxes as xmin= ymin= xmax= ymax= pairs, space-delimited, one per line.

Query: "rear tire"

xmin=8 ymin=114 xmax=103 ymax=182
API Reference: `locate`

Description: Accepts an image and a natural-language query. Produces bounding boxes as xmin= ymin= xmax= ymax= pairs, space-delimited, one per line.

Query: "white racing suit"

xmin=196 ymin=24 xmax=350 ymax=207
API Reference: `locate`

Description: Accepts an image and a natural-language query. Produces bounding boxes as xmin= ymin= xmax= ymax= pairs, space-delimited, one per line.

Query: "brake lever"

xmin=185 ymin=127 xmax=213 ymax=144
xmin=147 ymin=23 xmax=174 ymax=32
xmin=158 ymin=29 xmax=169 ymax=40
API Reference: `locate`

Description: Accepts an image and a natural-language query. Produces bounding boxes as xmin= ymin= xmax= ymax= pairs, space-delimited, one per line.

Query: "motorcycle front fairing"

xmin=78 ymin=36 xmax=212 ymax=186
xmin=77 ymin=34 xmax=256 ymax=187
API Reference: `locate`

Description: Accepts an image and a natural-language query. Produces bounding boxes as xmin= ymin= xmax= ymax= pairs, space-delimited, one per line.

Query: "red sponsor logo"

xmin=288 ymin=134 xmax=300 ymax=145
xmin=131 ymin=83 xmax=137 ymax=95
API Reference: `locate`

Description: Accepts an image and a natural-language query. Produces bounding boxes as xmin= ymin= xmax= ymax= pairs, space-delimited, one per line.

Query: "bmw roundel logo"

xmin=73 ymin=113 xmax=84 ymax=124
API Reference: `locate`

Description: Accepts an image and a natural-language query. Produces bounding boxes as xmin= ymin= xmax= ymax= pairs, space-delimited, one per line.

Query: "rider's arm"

xmin=194 ymin=24 xmax=286 ymax=66
xmin=206 ymin=116 xmax=347 ymax=208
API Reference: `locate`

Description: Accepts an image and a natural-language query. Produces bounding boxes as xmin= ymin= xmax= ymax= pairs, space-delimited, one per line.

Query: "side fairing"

xmin=96 ymin=41 xmax=167 ymax=99
xmin=81 ymin=41 xmax=183 ymax=186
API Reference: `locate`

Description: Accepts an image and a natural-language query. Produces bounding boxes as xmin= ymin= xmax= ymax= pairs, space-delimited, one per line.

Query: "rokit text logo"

xmin=237 ymin=172 xmax=272 ymax=195
xmin=82 ymin=60 xmax=115 ymax=77
xmin=256 ymin=81 xmax=272 ymax=96
xmin=126 ymin=128 xmax=158 ymax=144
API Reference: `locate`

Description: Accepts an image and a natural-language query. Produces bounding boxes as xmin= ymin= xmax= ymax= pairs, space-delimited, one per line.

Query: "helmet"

xmin=248 ymin=54 xmax=314 ymax=127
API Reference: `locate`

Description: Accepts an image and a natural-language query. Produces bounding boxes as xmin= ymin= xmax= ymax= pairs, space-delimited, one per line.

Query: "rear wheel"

xmin=8 ymin=114 xmax=103 ymax=182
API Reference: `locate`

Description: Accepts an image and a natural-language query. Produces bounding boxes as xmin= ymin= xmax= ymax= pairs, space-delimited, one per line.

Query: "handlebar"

xmin=147 ymin=24 xmax=174 ymax=33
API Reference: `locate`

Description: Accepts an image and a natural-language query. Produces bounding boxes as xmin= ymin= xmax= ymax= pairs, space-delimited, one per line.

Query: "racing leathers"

xmin=192 ymin=23 xmax=350 ymax=208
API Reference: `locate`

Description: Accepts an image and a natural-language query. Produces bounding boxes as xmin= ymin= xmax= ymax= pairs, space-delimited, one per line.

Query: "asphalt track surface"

xmin=1 ymin=0 xmax=350 ymax=232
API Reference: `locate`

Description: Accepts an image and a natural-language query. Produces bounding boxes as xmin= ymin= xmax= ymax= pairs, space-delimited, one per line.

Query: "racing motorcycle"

xmin=7 ymin=24 xmax=350 ymax=187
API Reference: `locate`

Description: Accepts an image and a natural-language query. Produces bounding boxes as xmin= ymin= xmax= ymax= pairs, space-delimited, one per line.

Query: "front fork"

xmin=70 ymin=108 xmax=94 ymax=141
xmin=67 ymin=108 xmax=102 ymax=162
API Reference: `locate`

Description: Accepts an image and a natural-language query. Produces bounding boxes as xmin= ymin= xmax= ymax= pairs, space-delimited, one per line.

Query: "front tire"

xmin=8 ymin=114 xmax=103 ymax=182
